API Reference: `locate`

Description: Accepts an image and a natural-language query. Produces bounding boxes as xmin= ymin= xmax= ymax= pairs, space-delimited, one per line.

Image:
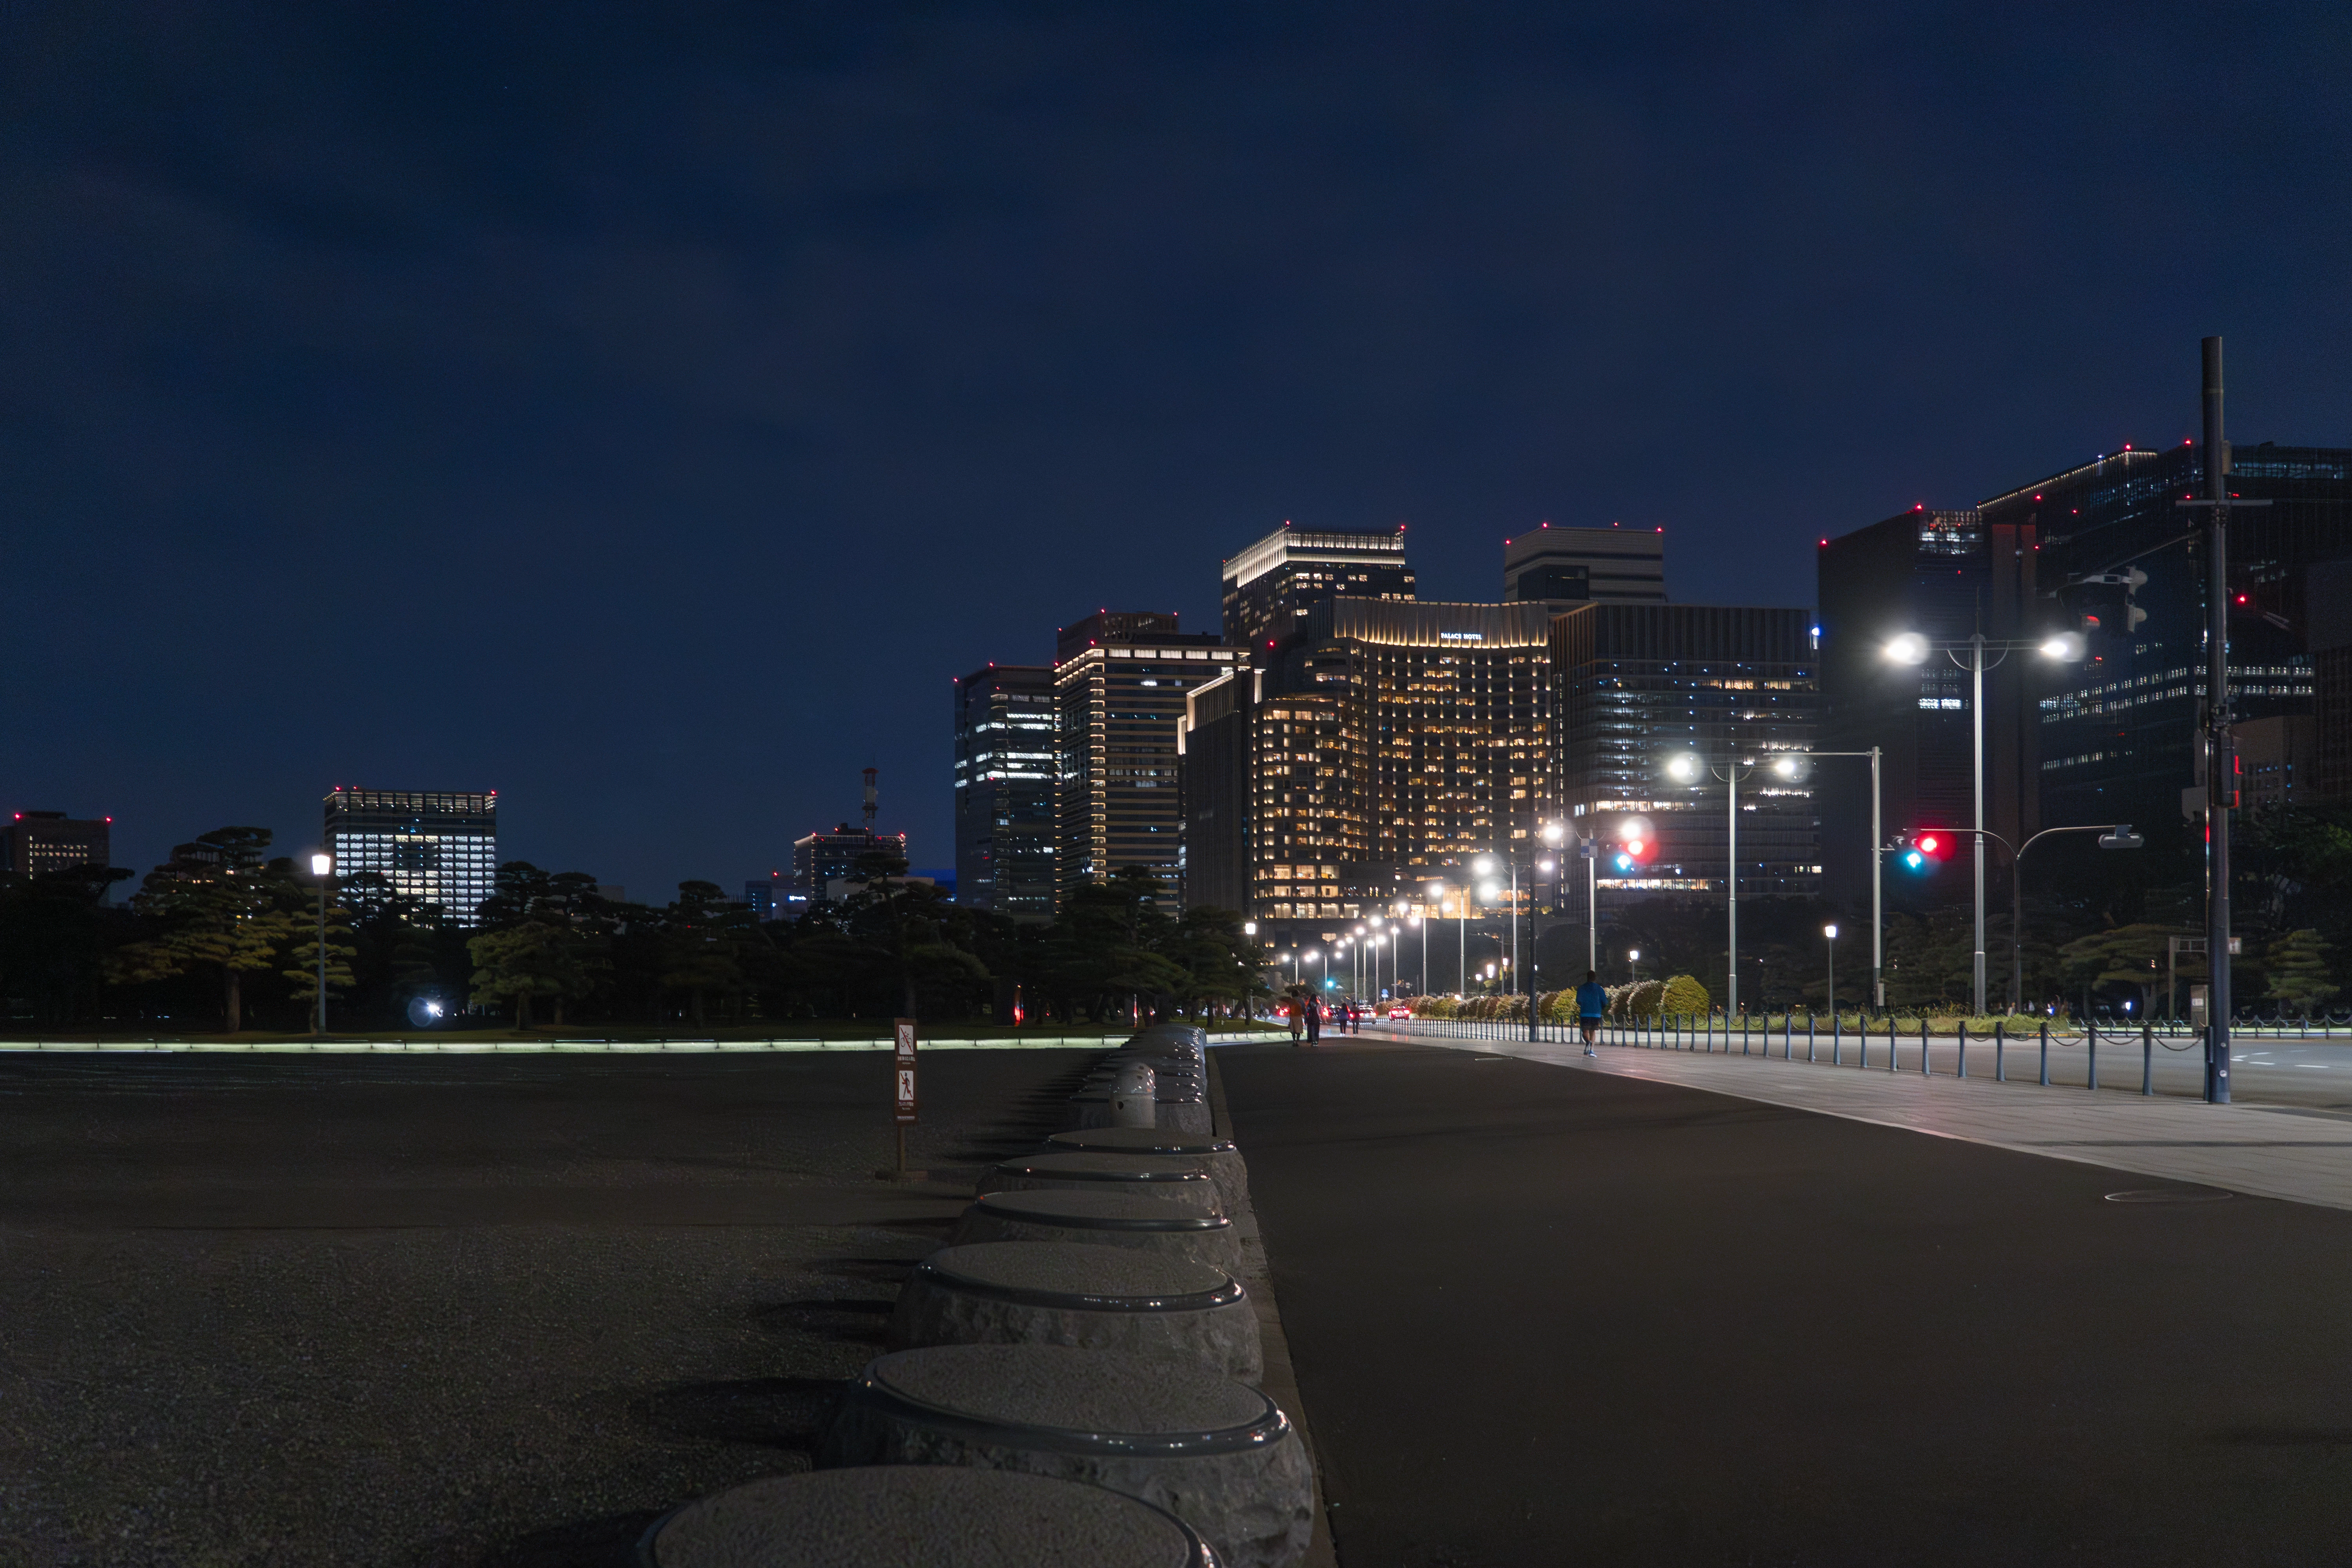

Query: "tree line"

xmin=0 ymin=830 xmax=1264 ymax=1034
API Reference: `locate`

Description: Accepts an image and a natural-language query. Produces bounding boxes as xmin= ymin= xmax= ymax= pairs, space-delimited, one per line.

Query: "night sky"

xmin=5 ymin=2 xmax=2350 ymax=899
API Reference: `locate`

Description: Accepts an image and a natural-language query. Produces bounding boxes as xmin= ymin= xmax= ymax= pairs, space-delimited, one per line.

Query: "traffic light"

xmin=2059 ymin=567 xmax=2148 ymax=644
xmin=1889 ymin=829 xmax=1954 ymax=873
xmin=1612 ymin=833 xmax=1655 ymax=874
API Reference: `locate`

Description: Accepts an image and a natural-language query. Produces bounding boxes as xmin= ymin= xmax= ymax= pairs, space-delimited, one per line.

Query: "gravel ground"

xmin=0 ymin=1049 xmax=1099 ymax=1567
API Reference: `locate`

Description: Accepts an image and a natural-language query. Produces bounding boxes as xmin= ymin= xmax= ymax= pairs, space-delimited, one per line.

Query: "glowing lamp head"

xmin=1824 ymin=924 xmax=1839 ymax=941
xmin=1479 ymin=882 xmax=1501 ymax=901
xmin=1540 ymin=821 xmax=1565 ymax=846
xmin=1628 ymin=949 xmax=1641 ymax=962
xmin=1472 ymin=855 xmax=1496 ymax=876
xmin=1884 ymin=632 xmax=1930 ymax=665
xmin=1243 ymin=921 xmax=1257 ymax=935
xmin=1668 ymin=753 xmax=1699 ymax=782
xmin=1772 ymin=756 xmax=1799 ymax=779
xmin=2040 ymin=632 xmax=2087 ymax=661
xmin=310 ymin=854 xmax=332 ymax=877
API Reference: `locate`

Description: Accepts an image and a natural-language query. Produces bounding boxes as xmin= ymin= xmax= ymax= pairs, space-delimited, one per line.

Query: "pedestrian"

xmin=1576 ymin=969 xmax=1609 ymax=1058
xmin=1303 ymin=997 xmax=1322 ymax=1044
xmin=1286 ymin=1000 xmax=1303 ymax=1044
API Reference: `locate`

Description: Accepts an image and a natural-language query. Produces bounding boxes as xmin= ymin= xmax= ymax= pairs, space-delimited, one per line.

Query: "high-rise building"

xmin=793 ymin=825 xmax=906 ymax=903
xmin=2 ymin=811 xmax=111 ymax=877
xmin=1053 ymin=611 xmax=1243 ymax=908
xmin=1548 ymin=604 xmax=1820 ymax=904
xmin=1220 ymin=524 xmax=1416 ymax=653
xmin=324 ymin=788 xmax=498 ymax=923
xmin=1985 ymin=441 xmax=2352 ymax=832
xmin=953 ymin=664 xmax=1058 ymax=920
xmin=1504 ymin=523 xmax=1667 ymax=605
xmin=1207 ymin=599 xmax=1558 ymax=937
xmin=1815 ymin=506 xmax=2041 ymax=910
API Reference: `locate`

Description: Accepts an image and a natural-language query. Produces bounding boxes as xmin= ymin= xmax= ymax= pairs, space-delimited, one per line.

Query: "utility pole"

xmin=2176 ymin=336 xmax=2265 ymax=1103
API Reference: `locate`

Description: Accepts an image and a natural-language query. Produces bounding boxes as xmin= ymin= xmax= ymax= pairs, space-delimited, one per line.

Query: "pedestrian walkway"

xmin=1392 ymin=1029 xmax=2352 ymax=1212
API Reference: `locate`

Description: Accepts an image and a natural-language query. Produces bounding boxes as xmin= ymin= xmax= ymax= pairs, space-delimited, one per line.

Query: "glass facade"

xmin=1980 ymin=441 xmax=2352 ymax=829
xmin=323 ymin=788 xmax=497 ymax=924
xmin=1053 ymin=612 xmax=1242 ymax=909
xmin=953 ymin=664 xmax=1058 ymax=920
xmin=1549 ymin=605 xmax=1820 ymax=899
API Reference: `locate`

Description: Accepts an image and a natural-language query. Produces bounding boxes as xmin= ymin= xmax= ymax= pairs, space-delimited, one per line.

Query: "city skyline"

xmin=7 ymin=4 xmax=2352 ymax=898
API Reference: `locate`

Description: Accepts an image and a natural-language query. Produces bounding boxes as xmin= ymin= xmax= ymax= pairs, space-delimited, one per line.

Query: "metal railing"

xmin=1372 ymin=1010 xmax=2302 ymax=1098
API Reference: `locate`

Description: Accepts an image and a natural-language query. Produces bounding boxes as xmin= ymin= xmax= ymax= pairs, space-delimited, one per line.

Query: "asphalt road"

xmin=0 ymin=1049 xmax=1093 ymax=1567
xmin=1219 ymin=1039 xmax=2352 ymax=1568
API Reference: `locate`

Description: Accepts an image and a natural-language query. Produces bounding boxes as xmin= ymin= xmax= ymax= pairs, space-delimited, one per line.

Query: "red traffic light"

xmin=1916 ymin=833 xmax=1940 ymax=855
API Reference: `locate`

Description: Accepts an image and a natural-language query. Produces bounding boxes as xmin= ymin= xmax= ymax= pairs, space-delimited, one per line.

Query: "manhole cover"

xmin=2105 ymin=1189 xmax=2233 ymax=1204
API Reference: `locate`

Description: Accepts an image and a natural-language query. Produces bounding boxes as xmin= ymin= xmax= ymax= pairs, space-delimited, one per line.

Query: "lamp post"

xmin=309 ymin=852 xmax=332 ymax=1036
xmin=1884 ymin=628 xmax=2086 ymax=1017
xmin=1804 ymin=748 xmax=1885 ymax=1007
xmin=1949 ymin=822 xmax=2143 ymax=1013
xmin=1668 ymin=752 xmax=1800 ymax=1019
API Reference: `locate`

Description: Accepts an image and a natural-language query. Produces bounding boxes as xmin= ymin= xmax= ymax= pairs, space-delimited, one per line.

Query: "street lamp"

xmin=309 ymin=852 xmax=333 ymax=1036
xmin=1882 ymin=627 xmax=2086 ymax=1016
xmin=1824 ymin=923 xmax=1838 ymax=1016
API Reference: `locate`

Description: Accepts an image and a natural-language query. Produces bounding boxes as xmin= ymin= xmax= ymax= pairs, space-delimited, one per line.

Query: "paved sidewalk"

xmin=1374 ymin=1028 xmax=2352 ymax=1211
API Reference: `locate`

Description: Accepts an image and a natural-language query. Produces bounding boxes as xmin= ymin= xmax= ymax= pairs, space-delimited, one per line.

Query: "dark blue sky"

xmin=5 ymin=2 xmax=2349 ymax=898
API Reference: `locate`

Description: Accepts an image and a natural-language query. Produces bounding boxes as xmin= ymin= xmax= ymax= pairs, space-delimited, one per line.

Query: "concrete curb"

xmin=1207 ymin=1047 xmax=1341 ymax=1568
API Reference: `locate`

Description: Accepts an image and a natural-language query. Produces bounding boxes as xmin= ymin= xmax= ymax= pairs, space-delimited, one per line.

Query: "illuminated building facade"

xmin=1053 ymin=611 xmax=1243 ymax=909
xmin=1549 ymin=604 xmax=1820 ymax=903
xmin=1814 ymin=506 xmax=2028 ymax=909
xmin=2 ymin=811 xmax=111 ymax=876
xmin=1235 ymin=599 xmax=1558 ymax=936
xmin=323 ymin=788 xmax=497 ymax=923
xmin=793 ymin=825 xmax=907 ymax=902
xmin=1221 ymin=523 xmax=1416 ymax=653
xmin=1504 ymin=523 xmax=1667 ymax=604
xmin=953 ymin=663 xmax=1058 ymax=920
xmin=1980 ymin=441 xmax=2352 ymax=832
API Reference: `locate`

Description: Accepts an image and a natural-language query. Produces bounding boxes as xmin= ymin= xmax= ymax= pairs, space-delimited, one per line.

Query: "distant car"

xmin=1388 ymin=1004 xmax=1411 ymax=1020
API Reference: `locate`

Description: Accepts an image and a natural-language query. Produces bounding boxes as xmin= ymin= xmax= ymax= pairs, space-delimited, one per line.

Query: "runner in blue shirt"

xmin=1575 ymin=969 xmax=1609 ymax=1058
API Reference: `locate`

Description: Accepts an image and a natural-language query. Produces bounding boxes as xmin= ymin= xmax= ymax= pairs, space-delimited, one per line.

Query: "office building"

xmin=1504 ymin=523 xmax=1667 ymax=604
xmin=1549 ymin=604 xmax=1820 ymax=902
xmin=793 ymin=825 xmax=906 ymax=903
xmin=2 ymin=811 xmax=111 ymax=877
xmin=1054 ymin=611 xmax=1243 ymax=908
xmin=1815 ymin=506 xmax=2041 ymax=909
xmin=1985 ymin=441 xmax=2352 ymax=831
xmin=324 ymin=788 xmax=498 ymax=923
xmin=952 ymin=664 xmax=1057 ymax=920
xmin=744 ymin=874 xmax=810 ymax=921
xmin=1220 ymin=523 xmax=1416 ymax=653
xmin=1200 ymin=599 xmax=1558 ymax=938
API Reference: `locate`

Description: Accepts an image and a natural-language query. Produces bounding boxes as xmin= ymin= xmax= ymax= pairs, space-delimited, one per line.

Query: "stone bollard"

xmin=1111 ymin=1062 xmax=1158 ymax=1129
xmin=641 ymin=1464 xmax=1220 ymax=1567
xmin=1048 ymin=1127 xmax=1250 ymax=1215
xmin=978 ymin=1151 xmax=1223 ymax=1215
xmin=817 ymin=1343 xmax=1313 ymax=1568
xmin=952 ymin=1188 xmax=1242 ymax=1275
xmin=887 ymin=1240 xmax=1263 ymax=1381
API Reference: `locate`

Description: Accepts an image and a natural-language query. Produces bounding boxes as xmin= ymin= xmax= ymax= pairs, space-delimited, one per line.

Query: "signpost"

xmin=891 ymin=1017 xmax=918 ymax=1179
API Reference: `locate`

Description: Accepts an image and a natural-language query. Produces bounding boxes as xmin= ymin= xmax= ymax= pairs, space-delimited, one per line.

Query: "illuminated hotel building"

xmin=323 ymin=788 xmax=498 ymax=923
xmin=1221 ymin=523 xmax=1416 ymax=652
xmin=1548 ymin=605 xmax=1820 ymax=906
xmin=1053 ymin=611 xmax=1243 ymax=909
xmin=953 ymin=663 xmax=1058 ymax=919
xmin=2 ymin=811 xmax=111 ymax=876
xmin=1196 ymin=599 xmax=1559 ymax=936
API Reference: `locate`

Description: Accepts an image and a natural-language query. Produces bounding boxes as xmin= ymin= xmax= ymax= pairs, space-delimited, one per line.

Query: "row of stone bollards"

xmin=639 ymin=1023 xmax=1314 ymax=1568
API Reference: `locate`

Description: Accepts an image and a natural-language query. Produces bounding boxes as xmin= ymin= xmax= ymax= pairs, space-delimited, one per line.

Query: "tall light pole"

xmin=1798 ymin=748 xmax=1883 ymax=1007
xmin=1668 ymin=752 xmax=1798 ymax=1018
xmin=1884 ymin=631 xmax=2086 ymax=1017
xmin=309 ymin=852 xmax=332 ymax=1036
xmin=2177 ymin=337 xmax=2264 ymax=1102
